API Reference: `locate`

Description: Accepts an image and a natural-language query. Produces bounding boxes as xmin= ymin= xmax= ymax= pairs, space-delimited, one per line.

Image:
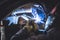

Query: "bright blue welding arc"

xmin=37 ymin=9 xmax=45 ymax=20
xmin=32 ymin=5 xmax=47 ymax=31
xmin=32 ymin=5 xmax=45 ymax=24
xmin=35 ymin=4 xmax=45 ymax=20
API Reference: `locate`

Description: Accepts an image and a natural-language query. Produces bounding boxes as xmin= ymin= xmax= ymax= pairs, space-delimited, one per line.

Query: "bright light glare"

xmin=21 ymin=15 xmax=29 ymax=21
xmin=32 ymin=7 xmax=45 ymax=24
xmin=12 ymin=8 xmax=32 ymax=15
xmin=34 ymin=4 xmax=40 ymax=7
xmin=6 ymin=16 xmax=19 ymax=25
xmin=45 ymin=16 xmax=52 ymax=30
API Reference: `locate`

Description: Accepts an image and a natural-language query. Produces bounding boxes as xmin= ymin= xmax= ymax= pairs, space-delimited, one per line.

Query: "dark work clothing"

xmin=10 ymin=28 xmax=30 ymax=40
xmin=5 ymin=24 xmax=25 ymax=40
xmin=5 ymin=24 xmax=20 ymax=40
xmin=47 ymin=28 xmax=60 ymax=40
